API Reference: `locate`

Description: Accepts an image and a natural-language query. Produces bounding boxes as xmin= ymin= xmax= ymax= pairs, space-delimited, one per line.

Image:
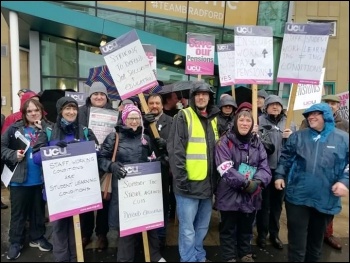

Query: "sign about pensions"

xmin=100 ymin=30 xmax=158 ymax=100
xmin=337 ymin=91 xmax=349 ymax=121
xmin=185 ymin=32 xmax=215 ymax=75
xmin=118 ymin=161 xmax=163 ymax=237
xmin=217 ymin=43 xmax=235 ymax=86
xmin=234 ymin=26 xmax=273 ymax=84
xmin=277 ymin=23 xmax=331 ymax=85
xmin=41 ymin=141 xmax=102 ymax=222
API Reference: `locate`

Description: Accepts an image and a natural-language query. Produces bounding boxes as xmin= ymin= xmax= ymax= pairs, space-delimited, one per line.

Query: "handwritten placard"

xmin=217 ymin=43 xmax=235 ymax=86
xmin=277 ymin=23 xmax=331 ymax=85
xmin=234 ymin=26 xmax=273 ymax=84
xmin=100 ymin=30 xmax=158 ymax=100
xmin=118 ymin=162 xmax=163 ymax=237
xmin=88 ymin=107 xmax=119 ymax=145
xmin=293 ymin=68 xmax=325 ymax=110
xmin=185 ymin=32 xmax=215 ymax=75
xmin=337 ymin=91 xmax=349 ymax=121
xmin=143 ymin=44 xmax=157 ymax=77
xmin=65 ymin=91 xmax=86 ymax=107
xmin=41 ymin=141 xmax=102 ymax=222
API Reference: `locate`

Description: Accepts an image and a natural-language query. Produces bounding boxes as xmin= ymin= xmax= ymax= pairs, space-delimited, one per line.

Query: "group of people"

xmin=1 ymin=82 xmax=348 ymax=263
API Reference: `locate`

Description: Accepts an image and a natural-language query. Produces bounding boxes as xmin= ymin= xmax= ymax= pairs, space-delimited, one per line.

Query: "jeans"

xmin=175 ymin=194 xmax=212 ymax=262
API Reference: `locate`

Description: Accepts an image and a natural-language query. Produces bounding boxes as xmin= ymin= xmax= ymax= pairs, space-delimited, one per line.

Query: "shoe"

xmin=256 ymin=237 xmax=266 ymax=249
xmin=97 ymin=235 xmax=108 ymax=250
xmin=29 ymin=237 xmax=53 ymax=252
xmin=7 ymin=243 xmax=23 ymax=260
xmin=270 ymin=236 xmax=283 ymax=250
xmin=241 ymin=254 xmax=254 ymax=262
xmin=82 ymin=237 xmax=91 ymax=249
xmin=1 ymin=201 xmax=8 ymax=209
xmin=324 ymin=235 xmax=342 ymax=250
xmin=158 ymin=257 xmax=166 ymax=262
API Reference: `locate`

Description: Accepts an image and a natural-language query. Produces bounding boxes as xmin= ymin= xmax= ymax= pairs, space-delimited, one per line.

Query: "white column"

xmin=9 ymin=11 xmax=21 ymax=112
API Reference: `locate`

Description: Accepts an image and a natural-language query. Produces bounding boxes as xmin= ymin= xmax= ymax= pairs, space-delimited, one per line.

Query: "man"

xmin=299 ymin=94 xmax=348 ymax=250
xmin=143 ymin=93 xmax=173 ymax=250
xmin=275 ymin=103 xmax=349 ymax=262
xmin=162 ymin=92 xmax=180 ymax=117
xmin=217 ymin=95 xmax=237 ymax=136
xmin=257 ymin=89 xmax=268 ymax=117
xmin=167 ymin=82 xmax=220 ymax=262
xmin=256 ymin=95 xmax=293 ymax=250
xmin=79 ymin=81 xmax=117 ymax=250
xmin=17 ymin=88 xmax=30 ymax=99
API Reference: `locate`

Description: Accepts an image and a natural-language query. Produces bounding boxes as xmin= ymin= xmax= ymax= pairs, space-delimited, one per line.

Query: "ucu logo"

xmin=100 ymin=41 xmax=119 ymax=53
xmin=287 ymin=24 xmax=305 ymax=32
xmin=236 ymin=27 xmax=253 ymax=34
xmin=43 ymin=147 xmax=67 ymax=157
xmin=125 ymin=166 xmax=139 ymax=174
xmin=68 ymin=94 xmax=84 ymax=100
xmin=187 ymin=65 xmax=201 ymax=72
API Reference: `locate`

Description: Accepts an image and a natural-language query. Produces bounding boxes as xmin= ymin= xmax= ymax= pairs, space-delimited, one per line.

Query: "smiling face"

xmin=90 ymin=92 xmax=107 ymax=108
xmin=125 ymin=111 xmax=141 ymax=131
xmin=237 ymin=113 xmax=253 ymax=136
xmin=62 ymin=103 xmax=78 ymax=122
xmin=25 ymin=101 xmax=43 ymax=125
xmin=147 ymin=95 xmax=163 ymax=116
xmin=194 ymin=91 xmax=210 ymax=111
xmin=307 ymin=111 xmax=324 ymax=132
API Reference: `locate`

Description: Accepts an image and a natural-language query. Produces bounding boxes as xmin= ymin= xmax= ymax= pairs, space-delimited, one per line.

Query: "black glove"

xmin=156 ymin=154 xmax=169 ymax=166
xmin=244 ymin=180 xmax=261 ymax=195
xmin=56 ymin=141 xmax=68 ymax=148
xmin=143 ymin=113 xmax=156 ymax=124
xmin=109 ymin=162 xmax=127 ymax=180
xmin=154 ymin=137 xmax=167 ymax=151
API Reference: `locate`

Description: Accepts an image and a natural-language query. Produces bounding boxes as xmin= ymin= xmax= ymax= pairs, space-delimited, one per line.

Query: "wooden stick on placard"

xmin=198 ymin=74 xmax=202 ymax=81
xmin=231 ymin=85 xmax=236 ymax=100
xmin=285 ymin=83 xmax=298 ymax=129
xmin=73 ymin=215 xmax=84 ymax=262
xmin=138 ymin=92 xmax=159 ymax=262
xmin=252 ymin=84 xmax=258 ymax=125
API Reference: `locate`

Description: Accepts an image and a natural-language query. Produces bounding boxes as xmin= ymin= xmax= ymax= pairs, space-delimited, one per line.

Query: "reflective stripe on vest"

xmin=182 ymin=108 xmax=219 ymax=180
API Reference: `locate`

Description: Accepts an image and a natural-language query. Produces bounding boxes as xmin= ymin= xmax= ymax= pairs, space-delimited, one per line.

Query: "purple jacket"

xmin=214 ymin=132 xmax=271 ymax=213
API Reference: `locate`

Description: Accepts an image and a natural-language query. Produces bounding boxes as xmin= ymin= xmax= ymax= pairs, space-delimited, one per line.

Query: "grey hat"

xmin=264 ymin=95 xmax=284 ymax=108
xmin=121 ymin=99 xmax=134 ymax=106
xmin=88 ymin=82 xmax=108 ymax=97
xmin=258 ymin=89 xmax=269 ymax=99
xmin=219 ymin=95 xmax=237 ymax=109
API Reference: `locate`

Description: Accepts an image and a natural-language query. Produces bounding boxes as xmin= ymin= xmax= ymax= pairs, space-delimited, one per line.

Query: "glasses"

xmin=307 ymin=111 xmax=322 ymax=117
xmin=126 ymin=117 xmax=141 ymax=122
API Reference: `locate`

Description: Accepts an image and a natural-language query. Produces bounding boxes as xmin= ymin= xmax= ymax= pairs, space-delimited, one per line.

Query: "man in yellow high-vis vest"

xmin=167 ymin=82 xmax=220 ymax=262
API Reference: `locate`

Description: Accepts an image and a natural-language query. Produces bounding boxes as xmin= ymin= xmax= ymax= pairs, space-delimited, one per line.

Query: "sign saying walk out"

xmin=234 ymin=26 xmax=273 ymax=84
xmin=277 ymin=23 xmax=331 ymax=85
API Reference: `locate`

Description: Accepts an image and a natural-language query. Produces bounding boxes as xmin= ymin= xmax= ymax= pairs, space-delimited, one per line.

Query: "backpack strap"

xmin=46 ymin=127 xmax=52 ymax=141
xmin=82 ymin=127 xmax=89 ymax=141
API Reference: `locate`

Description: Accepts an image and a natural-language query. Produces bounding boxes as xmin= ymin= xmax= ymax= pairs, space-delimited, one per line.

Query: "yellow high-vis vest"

xmin=182 ymin=107 xmax=219 ymax=180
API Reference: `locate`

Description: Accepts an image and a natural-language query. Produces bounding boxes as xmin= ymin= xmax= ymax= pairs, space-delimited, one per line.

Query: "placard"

xmin=41 ymin=141 xmax=102 ymax=221
xmin=142 ymin=44 xmax=157 ymax=77
xmin=217 ymin=43 xmax=235 ymax=86
xmin=118 ymin=161 xmax=163 ymax=237
xmin=337 ymin=91 xmax=349 ymax=121
xmin=65 ymin=91 xmax=86 ymax=107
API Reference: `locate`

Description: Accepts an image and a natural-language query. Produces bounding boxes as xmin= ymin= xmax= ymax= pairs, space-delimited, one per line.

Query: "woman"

xmin=1 ymin=99 xmax=52 ymax=260
xmin=215 ymin=110 xmax=271 ymax=262
xmin=98 ymin=104 xmax=166 ymax=262
xmin=33 ymin=96 xmax=97 ymax=262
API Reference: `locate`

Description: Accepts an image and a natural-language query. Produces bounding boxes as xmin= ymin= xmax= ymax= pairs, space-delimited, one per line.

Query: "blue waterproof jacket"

xmin=275 ymin=103 xmax=349 ymax=215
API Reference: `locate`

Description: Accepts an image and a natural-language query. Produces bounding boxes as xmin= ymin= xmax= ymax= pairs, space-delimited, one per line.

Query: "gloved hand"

xmin=143 ymin=113 xmax=156 ymax=124
xmin=56 ymin=141 xmax=68 ymax=148
xmin=109 ymin=162 xmax=127 ymax=180
xmin=154 ymin=137 xmax=167 ymax=151
xmin=244 ymin=179 xmax=261 ymax=196
xmin=156 ymin=154 xmax=169 ymax=166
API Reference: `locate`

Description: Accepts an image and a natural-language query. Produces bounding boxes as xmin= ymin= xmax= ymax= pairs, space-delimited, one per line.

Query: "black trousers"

xmin=80 ymin=199 xmax=110 ymax=238
xmin=285 ymin=201 xmax=333 ymax=262
xmin=9 ymin=185 xmax=46 ymax=244
xmin=219 ymin=210 xmax=256 ymax=261
xmin=256 ymin=169 xmax=284 ymax=239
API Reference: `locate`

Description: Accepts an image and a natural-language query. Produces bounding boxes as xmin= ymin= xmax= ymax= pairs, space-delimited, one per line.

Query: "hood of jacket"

xmin=20 ymin=92 xmax=39 ymax=110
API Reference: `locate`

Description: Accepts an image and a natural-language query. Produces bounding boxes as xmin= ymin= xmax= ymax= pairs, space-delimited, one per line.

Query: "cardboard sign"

xmin=217 ymin=43 xmax=235 ymax=86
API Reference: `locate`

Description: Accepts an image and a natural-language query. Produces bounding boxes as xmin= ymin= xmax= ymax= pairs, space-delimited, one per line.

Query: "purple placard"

xmin=234 ymin=25 xmax=273 ymax=37
xmin=185 ymin=33 xmax=215 ymax=75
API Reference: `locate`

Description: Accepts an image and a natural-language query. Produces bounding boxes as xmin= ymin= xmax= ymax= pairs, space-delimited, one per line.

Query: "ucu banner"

xmin=217 ymin=160 xmax=234 ymax=177
xmin=42 ymin=147 xmax=68 ymax=158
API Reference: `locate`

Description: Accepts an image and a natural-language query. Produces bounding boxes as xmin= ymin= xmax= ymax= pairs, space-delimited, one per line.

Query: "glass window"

xmin=323 ymin=82 xmax=335 ymax=94
xmin=42 ymin=77 xmax=78 ymax=91
xmin=222 ymin=30 xmax=234 ymax=44
xmin=145 ymin=17 xmax=186 ymax=42
xmin=78 ymin=43 xmax=105 ymax=78
xmin=157 ymin=62 xmax=187 ymax=83
xmin=97 ymin=9 xmax=144 ymax=30
xmin=49 ymin=1 xmax=96 ymax=15
xmin=257 ymin=1 xmax=289 ymax=37
xmin=146 ymin=1 xmax=187 ymax=22
xmin=41 ymin=35 xmax=77 ymax=78
xmin=97 ymin=1 xmax=145 ymax=15
xmin=187 ymin=24 xmax=223 ymax=45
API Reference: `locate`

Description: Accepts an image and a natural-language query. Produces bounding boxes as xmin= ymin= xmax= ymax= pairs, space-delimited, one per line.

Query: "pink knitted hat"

xmin=121 ymin=104 xmax=147 ymax=145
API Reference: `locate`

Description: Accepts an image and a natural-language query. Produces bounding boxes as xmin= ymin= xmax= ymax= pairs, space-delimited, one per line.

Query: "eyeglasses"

xmin=126 ymin=117 xmax=141 ymax=122
xmin=307 ymin=111 xmax=322 ymax=117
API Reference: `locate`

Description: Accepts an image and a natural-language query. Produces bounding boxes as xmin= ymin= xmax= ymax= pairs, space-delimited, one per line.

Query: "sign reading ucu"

xmin=100 ymin=41 xmax=120 ymax=53
xmin=43 ymin=147 xmax=68 ymax=157
xmin=287 ymin=24 xmax=306 ymax=33
xmin=125 ymin=166 xmax=139 ymax=174
xmin=236 ymin=27 xmax=253 ymax=34
xmin=186 ymin=65 xmax=201 ymax=72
